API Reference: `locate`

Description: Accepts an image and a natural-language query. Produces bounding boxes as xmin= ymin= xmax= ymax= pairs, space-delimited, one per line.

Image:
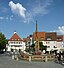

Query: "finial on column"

xmin=36 ymin=20 xmax=38 ymax=33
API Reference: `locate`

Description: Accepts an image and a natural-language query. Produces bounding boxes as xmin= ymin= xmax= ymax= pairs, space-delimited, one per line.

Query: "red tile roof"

xmin=45 ymin=32 xmax=57 ymax=41
xmin=9 ymin=33 xmax=22 ymax=41
xmin=57 ymin=35 xmax=63 ymax=42
xmin=33 ymin=32 xmax=45 ymax=41
xmin=27 ymin=36 xmax=31 ymax=41
xmin=23 ymin=38 xmax=26 ymax=42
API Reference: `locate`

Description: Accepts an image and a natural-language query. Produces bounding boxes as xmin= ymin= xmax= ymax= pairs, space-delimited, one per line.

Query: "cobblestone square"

xmin=0 ymin=53 xmax=64 ymax=68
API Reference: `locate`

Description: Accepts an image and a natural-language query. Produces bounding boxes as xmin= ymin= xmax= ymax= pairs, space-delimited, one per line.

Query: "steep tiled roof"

xmin=57 ymin=35 xmax=63 ymax=42
xmin=23 ymin=38 xmax=26 ymax=42
xmin=27 ymin=36 xmax=31 ymax=41
xmin=33 ymin=32 xmax=45 ymax=41
xmin=45 ymin=32 xmax=57 ymax=41
xmin=9 ymin=33 xmax=22 ymax=41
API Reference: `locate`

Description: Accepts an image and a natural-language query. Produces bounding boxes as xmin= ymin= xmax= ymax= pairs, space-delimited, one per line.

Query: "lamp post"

xmin=28 ymin=42 xmax=30 ymax=54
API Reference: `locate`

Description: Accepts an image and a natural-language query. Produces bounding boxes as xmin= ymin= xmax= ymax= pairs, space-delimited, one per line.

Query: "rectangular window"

xmin=11 ymin=42 xmax=13 ymax=44
xmin=19 ymin=42 xmax=20 ymax=44
xmin=46 ymin=41 xmax=50 ymax=44
xmin=47 ymin=46 xmax=50 ymax=48
xmin=47 ymin=38 xmax=51 ymax=40
xmin=16 ymin=42 xmax=18 ymax=44
xmin=14 ymin=42 xmax=15 ymax=44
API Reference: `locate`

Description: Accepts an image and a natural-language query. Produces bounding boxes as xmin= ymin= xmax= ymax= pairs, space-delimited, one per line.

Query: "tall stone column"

xmin=35 ymin=21 xmax=40 ymax=53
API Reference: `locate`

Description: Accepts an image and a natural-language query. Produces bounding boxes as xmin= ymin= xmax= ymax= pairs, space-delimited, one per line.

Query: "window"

xmin=11 ymin=42 xmax=13 ymax=44
xmin=46 ymin=41 xmax=50 ymax=44
xmin=47 ymin=38 xmax=51 ymax=40
xmin=11 ymin=49 xmax=13 ymax=52
xmin=57 ymin=38 xmax=62 ymax=40
xmin=54 ymin=46 xmax=55 ymax=48
xmin=19 ymin=42 xmax=20 ymax=44
xmin=59 ymin=39 xmax=62 ymax=40
xmin=16 ymin=42 xmax=18 ymax=44
xmin=12 ymin=39 xmax=14 ymax=40
xmin=14 ymin=42 xmax=15 ymax=44
xmin=47 ymin=46 xmax=50 ymax=48
xmin=15 ymin=39 xmax=17 ymax=40
xmin=18 ymin=39 xmax=19 ymax=40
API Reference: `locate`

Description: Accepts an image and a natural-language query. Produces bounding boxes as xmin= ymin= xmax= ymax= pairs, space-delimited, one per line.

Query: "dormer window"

xmin=47 ymin=38 xmax=51 ymax=40
xmin=18 ymin=39 xmax=19 ymax=40
xmin=59 ymin=39 xmax=62 ymax=40
xmin=57 ymin=38 xmax=62 ymax=40
xmin=15 ymin=39 xmax=17 ymax=40
xmin=12 ymin=39 xmax=14 ymax=40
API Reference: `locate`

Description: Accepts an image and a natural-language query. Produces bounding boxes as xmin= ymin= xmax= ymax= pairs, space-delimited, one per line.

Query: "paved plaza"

xmin=0 ymin=53 xmax=64 ymax=68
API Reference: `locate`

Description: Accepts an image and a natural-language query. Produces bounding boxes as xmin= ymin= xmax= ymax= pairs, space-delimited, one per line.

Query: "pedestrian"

xmin=63 ymin=51 xmax=64 ymax=61
xmin=57 ymin=51 xmax=61 ymax=63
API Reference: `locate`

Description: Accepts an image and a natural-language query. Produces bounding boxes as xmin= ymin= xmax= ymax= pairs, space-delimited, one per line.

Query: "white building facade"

xmin=6 ymin=32 xmax=26 ymax=52
xmin=33 ymin=32 xmax=58 ymax=53
xmin=43 ymin=41 xmax=57 ymax=52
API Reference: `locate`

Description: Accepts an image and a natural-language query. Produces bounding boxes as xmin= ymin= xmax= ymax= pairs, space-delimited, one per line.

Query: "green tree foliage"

xmin=25 ymin=48 xmax=29 ymax=52
xmin=31 ymin=43 xmax=35 ymax=48
xmin=31 ymin=43 xmax=35 ymax=51
xmin=39 ymin=42 xmax=47 ymax=51
xmin=0 ymin=32 xmax=7 ymax=51
xmin=31 ymin=42 xmax=47 ymax=52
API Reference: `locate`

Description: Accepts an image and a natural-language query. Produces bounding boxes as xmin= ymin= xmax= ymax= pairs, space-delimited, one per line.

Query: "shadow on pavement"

xmin=0 ymin=51 xmax=5 ymax=54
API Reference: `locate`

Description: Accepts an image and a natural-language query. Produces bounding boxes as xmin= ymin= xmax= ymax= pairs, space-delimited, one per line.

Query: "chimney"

xmin=14 ymin=30 xmax=16 ymax=34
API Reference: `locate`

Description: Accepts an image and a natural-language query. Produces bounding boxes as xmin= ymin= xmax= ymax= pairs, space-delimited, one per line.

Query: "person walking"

xmin=57 ymin=51 xmax=61 ymax=63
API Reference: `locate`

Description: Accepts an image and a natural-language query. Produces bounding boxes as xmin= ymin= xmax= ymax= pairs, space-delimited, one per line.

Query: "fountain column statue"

xmin=34 ymin=21 xmax=40 ymax=53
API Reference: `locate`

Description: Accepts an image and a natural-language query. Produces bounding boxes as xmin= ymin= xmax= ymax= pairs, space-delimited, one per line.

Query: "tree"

xmin=31 ymin=43 xmax=35 ymax=48
xmin=31 ymin=42 xmax=47 ymax=52
xmin=39 ymin=42 xmax=47 ymax=51
xmin=31 ymin=43 xmax=35 ymax=51
xmin=0 ymin=32 xmax=7 ymax=51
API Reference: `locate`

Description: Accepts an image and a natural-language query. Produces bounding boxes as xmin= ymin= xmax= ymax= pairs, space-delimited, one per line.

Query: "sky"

xmin=0 ymin=0 xmax=64 ymax=39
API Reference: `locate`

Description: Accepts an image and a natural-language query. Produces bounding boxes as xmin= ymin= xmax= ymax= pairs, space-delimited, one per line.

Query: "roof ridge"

xmin=9 ymin=33 xmax=22 ymax=41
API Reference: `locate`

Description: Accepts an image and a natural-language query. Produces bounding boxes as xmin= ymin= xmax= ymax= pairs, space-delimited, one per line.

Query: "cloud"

xmin=57 ymin=26 xmax=64 ymax=35
xmin=0 ymin=17 xmax=4 ymax=20
xmin=50 ymin=26 xmax=64 ymax=35
xmin=9 ymin=1 xmax=26 ymax=18
xmin=0 ymin=7 xmax=8 ymax=13
xmin=6 ymin=17 xmax=9 ymax=20
xmin=0 ymin=16 xmax=9 ymax=20
xmin=0 ymin=15 xmax=14 ymax=21
xmin=9 ymin=0 xmax=53 ymax=23
xmin=9 ymin=15 xmax=13 ymax=21
xmin=24 ymin=0 xmax=53 ymax=23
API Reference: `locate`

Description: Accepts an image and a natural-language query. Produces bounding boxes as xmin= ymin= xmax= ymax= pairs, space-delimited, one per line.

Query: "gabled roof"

xmin=9 ymin=32 xmax=22 ymax=41
xmin=45 ymin=32 xmax=57 ymax=41
xmin=23 ymin=38 xmax=26 ymax=42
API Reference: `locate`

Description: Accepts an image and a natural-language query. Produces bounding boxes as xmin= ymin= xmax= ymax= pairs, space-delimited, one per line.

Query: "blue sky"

xmin=0 ymin=0 xmax=64 ymax=39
